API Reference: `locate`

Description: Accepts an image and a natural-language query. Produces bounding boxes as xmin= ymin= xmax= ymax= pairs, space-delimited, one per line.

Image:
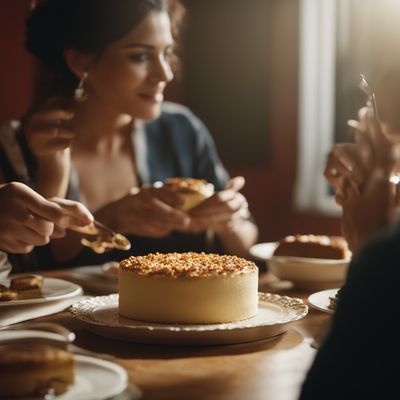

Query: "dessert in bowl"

xmin=119 ymin=252 xmax=259 ymax=324
xmin=268 ymin=235 xmax=351 ymax=290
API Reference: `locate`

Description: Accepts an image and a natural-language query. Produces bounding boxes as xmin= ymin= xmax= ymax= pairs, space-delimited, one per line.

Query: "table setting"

xmin=0 ymin=240 xmax=335 ymax=400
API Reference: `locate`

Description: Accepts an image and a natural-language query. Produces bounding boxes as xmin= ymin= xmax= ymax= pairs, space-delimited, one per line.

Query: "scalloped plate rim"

xmin=69 ymin=292 xmax=308 ymax=333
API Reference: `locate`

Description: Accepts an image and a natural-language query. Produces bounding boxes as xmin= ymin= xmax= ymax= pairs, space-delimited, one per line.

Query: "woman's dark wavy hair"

xmin=26 ymin=0 xmax=185 ymax=98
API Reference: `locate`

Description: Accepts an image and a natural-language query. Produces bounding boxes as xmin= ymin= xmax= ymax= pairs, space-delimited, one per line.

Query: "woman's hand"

xmin=48 ymin=197 xmax=94 ymax=238
xmin=0 ymin=182 xmax=92 ymax=253
xmin=23 ymin=97 xmax=75 ymax=157
xmin=23 ymin=97 xmax=76 ymax=198
xmin=184 ymin=176 xmax=250 ymax=234
xmin=324 ymin=142 xmax=366 ymax=205
xmin=325 ymin=107 xmax=392 ymax=206
xmin=341 ymin=168 xmax=394 ymax=254
xmin=96 ymin=186 xmax=190 ymax=238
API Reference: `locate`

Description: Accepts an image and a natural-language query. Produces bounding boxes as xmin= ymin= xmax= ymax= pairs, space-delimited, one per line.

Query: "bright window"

xmin=296 ymin=0 xmax=400 ymax=215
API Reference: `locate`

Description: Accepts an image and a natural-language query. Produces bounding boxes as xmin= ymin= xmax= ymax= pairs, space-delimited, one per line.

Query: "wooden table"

xmin=36 ymin=270 xmax=332 ymax=400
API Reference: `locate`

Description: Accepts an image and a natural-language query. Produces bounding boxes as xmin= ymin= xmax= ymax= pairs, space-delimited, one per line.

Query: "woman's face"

xmin=86 ymin=10 xmax=174 ymax=120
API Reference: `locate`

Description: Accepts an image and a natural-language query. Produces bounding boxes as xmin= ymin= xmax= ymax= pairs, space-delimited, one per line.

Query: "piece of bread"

xmin=0 ymin=284 xmax=18 ymax=302
xmin=68 ymin=222 xmax=99 ymax=235
xmin=273 ymin=234 xmax=350 ymax=259
xmin=10 ymin=274 xmax=43 ymax=300
xmin=165 ymin=177 xmax=214 ymax=212
xmin=0 ymin=344 xmax=74 ymax=398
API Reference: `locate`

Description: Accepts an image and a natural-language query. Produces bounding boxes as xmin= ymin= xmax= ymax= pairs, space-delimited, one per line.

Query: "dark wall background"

xmin=182 ymin=0 xmax=272 ymax=166
xmin=0 ymin=0 xmax=341 ymax=243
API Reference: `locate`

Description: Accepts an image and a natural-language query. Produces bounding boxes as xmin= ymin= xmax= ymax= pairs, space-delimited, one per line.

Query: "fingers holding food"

xmin=164 ymin=177 xmax=215 ymax=212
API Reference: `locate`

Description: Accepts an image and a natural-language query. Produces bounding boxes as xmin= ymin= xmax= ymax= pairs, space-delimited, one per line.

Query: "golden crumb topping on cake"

xmin=120 ymin=252 xmax=258 ymax=278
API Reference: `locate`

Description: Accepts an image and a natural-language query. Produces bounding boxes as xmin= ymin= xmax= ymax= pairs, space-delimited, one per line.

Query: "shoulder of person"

xmin=159 ymin=102 xmax=206 ymax=131
xmin=347 ymin=220 xmax=400 ymax=289
xmin=161 ymin=101 xmax=197 ymax=118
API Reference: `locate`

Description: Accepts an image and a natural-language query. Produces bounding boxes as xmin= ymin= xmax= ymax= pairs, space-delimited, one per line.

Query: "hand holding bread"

xmin=183 ymin=176 xmax=250 ymax=234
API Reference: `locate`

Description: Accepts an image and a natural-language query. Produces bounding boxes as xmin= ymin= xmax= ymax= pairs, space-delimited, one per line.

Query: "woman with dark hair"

xmin=1 ymin=0 xmax=258 ymax=270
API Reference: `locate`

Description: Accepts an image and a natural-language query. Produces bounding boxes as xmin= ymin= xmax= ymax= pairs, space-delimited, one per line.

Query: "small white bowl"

xmin=268 ymin=255 xmax=350 ymax=290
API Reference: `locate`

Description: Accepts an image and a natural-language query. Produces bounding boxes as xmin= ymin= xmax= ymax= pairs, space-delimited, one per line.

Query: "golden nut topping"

xmin=120 ymin=252 xmax=258 ymax=278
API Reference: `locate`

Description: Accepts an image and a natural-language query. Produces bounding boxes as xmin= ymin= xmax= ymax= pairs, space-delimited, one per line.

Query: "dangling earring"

xmin=74 ymin=71 xmax=88 ymax=101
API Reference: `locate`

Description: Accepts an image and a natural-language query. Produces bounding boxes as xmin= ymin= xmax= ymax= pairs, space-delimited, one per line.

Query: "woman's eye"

xmin=164 ymin=49 xmax=174 ymax=62
xmin=129 ymin=53 xmax=149 ymax=62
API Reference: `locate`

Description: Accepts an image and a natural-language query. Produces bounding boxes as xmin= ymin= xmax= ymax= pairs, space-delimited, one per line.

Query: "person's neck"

xmin=72 ymin=97 xmax=136 ymax=153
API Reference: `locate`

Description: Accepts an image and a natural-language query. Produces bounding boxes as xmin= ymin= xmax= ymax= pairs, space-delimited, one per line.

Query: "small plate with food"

xmin=0 ymin=275 xmax=82 ymax=306
xmin=308 ymin=288 xmax=340 ymax=314
xmin=0 ymin=335 xmax=130 ymax=400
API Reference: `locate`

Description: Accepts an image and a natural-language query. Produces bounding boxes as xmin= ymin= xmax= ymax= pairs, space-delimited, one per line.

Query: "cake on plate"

xmin=10 ymin=274 xmax=44 ymax=300
xmin=165 ymin=177 xmax=214 ymax=212
xmin=0 ymin=274 xmax=44 ymax=302
xmin=0 ymin=284 xmax=17 ymax=301
xmin=119 ymin=252 xmax=259 ymax=324
xmin=273 ymin=234 xmax=351 ymax=260
xmin=0 ymin=344 xmax=74 ymax=398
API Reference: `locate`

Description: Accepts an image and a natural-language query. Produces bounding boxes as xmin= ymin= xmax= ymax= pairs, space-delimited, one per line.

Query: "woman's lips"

xmin=138 ymin=92 xmax=164 ymax=103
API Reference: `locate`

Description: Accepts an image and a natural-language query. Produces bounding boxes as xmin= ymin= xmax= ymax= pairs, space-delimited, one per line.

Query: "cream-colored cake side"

xmin=119 ymin=269 xmax=258 ymax=324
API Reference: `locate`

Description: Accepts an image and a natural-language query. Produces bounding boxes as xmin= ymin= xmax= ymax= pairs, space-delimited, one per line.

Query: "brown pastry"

xmin=273 ymin=234 xmax=351 ymax=259
xmin=0 ymin=344 xmax=74 ymax=398
xmin=68 ymin=222 xmax=99 ymax=235
xmin=165 ymin=177 xmax=215 ymax=212
xmin=0 ymin=284 xmax=18 ymax=302
xmin=10 ymin=274 xmax=44 ymax=300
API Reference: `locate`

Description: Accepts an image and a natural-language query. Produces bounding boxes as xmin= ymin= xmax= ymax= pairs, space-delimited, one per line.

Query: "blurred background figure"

xmin=325 ymin=67 xmax=400 ymax=252
xmin=300 ymin=67 xmax=400 ymax=399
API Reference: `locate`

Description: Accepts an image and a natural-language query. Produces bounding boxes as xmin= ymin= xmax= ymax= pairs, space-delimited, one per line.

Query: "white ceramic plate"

xmin=0 ymin=330 xmax=138 ymax=400
xmin=65 ymin=265 xmax=118 ymax=295
xmin=0 ymin=277 xmax=82 ymax=306
xmin=308 ymin=288 xmax=339 ymax=314
xmin=70 ymin=293 xmax=308 ymax=346
xmin=101 ymin=261 xmax=119 ymax=280
xmin=58 ymin=354 xmax=128 ymax=400
xmin=249 ymin=242 xmax=278 ymax=262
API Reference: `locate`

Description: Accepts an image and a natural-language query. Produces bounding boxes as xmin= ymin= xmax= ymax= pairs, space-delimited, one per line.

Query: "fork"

xmin=358 ymin=74 xmax=378 ymax=116
xmin=93 ymin=219 xmax=117 ymax=236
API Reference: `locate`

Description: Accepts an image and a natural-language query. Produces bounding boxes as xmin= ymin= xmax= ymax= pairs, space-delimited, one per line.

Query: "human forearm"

xmin=35 ymin=149 xmax=71 ymax=198
xmin=214 ymin=219 xmax=258 ymax=258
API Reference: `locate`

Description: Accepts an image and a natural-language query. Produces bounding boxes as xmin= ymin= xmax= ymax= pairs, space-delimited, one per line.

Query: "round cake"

xmin=0 ymin=344 xmax=74 ymax=398
xmin=119 ymin=252 xmax=259 ymax=324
